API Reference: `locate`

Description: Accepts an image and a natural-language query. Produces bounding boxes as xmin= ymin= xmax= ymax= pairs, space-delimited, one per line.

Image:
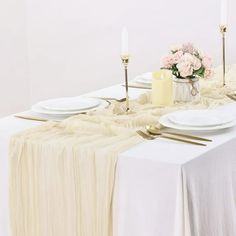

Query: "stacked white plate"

xmin=133 ymin=72 xmax=152 ymax=86
xmin=32 ymin=97 xmax=109 ymax=117
xmin=159 ymin=109 xmax=236 ymax=131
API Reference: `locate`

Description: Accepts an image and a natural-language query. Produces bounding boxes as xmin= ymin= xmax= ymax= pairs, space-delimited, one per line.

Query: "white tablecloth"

xmin=1 ymin=85 xmax=236 ymax=236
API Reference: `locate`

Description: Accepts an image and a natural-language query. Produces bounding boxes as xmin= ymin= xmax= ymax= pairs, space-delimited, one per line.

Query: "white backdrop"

xmin=0 ymin=0 xmax=236 ymax=117
xmin=0 ymin=0 xmax=29 ymax=117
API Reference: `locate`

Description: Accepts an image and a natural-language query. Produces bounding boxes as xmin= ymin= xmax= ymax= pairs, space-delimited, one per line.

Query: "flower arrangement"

xmin=161 ymin=43 xmax=213 ymax=80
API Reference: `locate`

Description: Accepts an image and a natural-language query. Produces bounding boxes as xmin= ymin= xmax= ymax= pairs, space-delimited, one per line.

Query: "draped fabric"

xmin=9 ymin=73 xmax=236 ymax=236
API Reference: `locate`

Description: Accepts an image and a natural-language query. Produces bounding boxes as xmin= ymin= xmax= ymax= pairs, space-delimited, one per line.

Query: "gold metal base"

xmin=220 ymin=25 xmax=227 ymax=87
xmin=121 ymin=55 xmax=130 ymax=113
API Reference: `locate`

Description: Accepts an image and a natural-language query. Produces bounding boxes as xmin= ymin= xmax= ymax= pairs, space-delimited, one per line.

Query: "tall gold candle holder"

xmin=220 ymin=25 xmax=227 ymax=87
xmin=121 ymin=55 xmax=130 ymax=113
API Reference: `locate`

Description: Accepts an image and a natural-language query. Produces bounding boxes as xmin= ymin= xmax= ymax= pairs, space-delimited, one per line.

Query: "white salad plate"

xmin=32 ymin=98 xmax=109 ymax=116
xmin=134 ymin=72 xmax=152 ymax=85
xmin=168 ymin=109 xmax=235 ymax=127
xmin=159 ymin=113 xmax=236 ymax=131
xmin=37 ymin=97 xmax=100 ymax=112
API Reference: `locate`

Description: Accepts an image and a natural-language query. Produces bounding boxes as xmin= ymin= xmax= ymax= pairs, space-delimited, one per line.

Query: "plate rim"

xmin=134 ymin=72 xmax=152 ymax=85
xmin=159 ymin=113 xmax=236 ymax=131
xmin=32 ymin=98 xmax=109 ymax=116
xmin=168 ymin=109 xmax=235 ymax=127
xmin=37 ymin=97 xmax=101 ymax=112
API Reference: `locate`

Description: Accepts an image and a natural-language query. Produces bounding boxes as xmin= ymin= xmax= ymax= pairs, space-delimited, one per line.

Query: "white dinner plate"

xmin=159 ymin=113 xmax=236 ymax=131
xmin=134 ymin=72 xmax=152 ymax=85
xmin=168 ymin=109 xmax=235 ymax=127
xmin=37 ymin=97 xmax=100 ymax=112
xmin=32 ymin=98 xmax=109 ymax=116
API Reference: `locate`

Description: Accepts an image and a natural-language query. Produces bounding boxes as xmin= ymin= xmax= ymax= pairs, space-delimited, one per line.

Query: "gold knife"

xmin=14 ymin=115 xmax=49 ymax=122
xmin=137 ymin=130 xmax=206 ymax=146
xmin=122 ymin=85 xmax=151 ymax=90
xmin=160 ymin=134 xmax=206 ymax=146
xmin=162 ymin=131 xmax=212 ymax=142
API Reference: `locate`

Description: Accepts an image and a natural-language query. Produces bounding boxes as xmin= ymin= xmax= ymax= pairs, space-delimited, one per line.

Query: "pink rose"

xmin=204 ymin=68 xmax=213 ymax=79
xmin=160 ymin=55 xmax=174 ymax=69
xmin=182 ymin=43 xmax=195 ymax=54
xmin=172 ymin=50 xmax=184 ymax=64
xmin=192 ymin=57 xmax=201 ymax=70
xmin=177 ymin=64 xmax=193 ymax=77
xmin=202 ymin=56 xmax=212 ymax=68
xmin=162 ymin=43 xmax=213 ymax=79
xmin=176 ymin=53 xmax=195 ymax=77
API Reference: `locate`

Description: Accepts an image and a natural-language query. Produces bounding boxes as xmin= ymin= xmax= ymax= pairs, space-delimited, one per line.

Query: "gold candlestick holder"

xmin=121 ymin=55 xmax=130 ymax=113
xmin=220 ymin=25 xmax=227 ymax=87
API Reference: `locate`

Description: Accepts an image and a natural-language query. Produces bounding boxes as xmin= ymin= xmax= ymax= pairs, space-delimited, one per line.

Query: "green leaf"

xmin=194 ymin=67 xmax=205 ymax=78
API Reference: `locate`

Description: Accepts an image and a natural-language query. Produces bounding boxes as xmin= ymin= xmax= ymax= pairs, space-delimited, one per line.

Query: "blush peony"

xmin=161 ymin=43 xmax=213 ymax=79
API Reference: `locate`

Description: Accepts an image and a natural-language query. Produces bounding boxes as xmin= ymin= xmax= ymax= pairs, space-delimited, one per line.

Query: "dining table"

xmin=1 ymin=83 xmax=236 ymax=236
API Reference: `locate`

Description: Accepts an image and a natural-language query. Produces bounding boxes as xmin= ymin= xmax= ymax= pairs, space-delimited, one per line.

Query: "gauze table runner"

xmin=9 ymin=77 xmax=236 ymax=236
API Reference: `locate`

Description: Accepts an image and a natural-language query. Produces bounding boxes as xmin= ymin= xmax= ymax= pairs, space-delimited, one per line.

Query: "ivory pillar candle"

xmin=152 ymin=70 xmax=173 ymax=106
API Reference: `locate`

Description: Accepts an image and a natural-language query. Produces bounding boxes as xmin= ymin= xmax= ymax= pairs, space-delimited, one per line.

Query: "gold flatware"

xmin=14 ymin=115 xmax=50 ymax=122
xmin=137 ymin=130 xmax=155 ymax=140
xmin=226 ymin=94 xmax=236 ymax=101
xmin=94 ymin=97 xmax=126 ymax=102
xmin=122 ymin=84 xmax=151 ymax=90
xmin=137 ymin=130 xmax=206 ymax=146
xmin=146 ymin=125 xmax=212 ymax=142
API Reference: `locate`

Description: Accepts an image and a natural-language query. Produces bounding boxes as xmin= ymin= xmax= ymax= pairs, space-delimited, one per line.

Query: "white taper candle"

xmin=220 ymin=0 xmax=227 ymax=26
xmin=121 ymin=27 xmax=129 ymax=56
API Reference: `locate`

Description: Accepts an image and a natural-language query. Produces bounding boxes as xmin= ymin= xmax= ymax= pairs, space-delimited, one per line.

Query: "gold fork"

xmin=146 ymin=125 xmax=212 ymax=142
xmin=94 ymin=97 xmax=126 ymax=102
xmin=226 ymin=94 xmax=236 ymax=101
xmin=137 ymin=130 xmax=206 ymax=146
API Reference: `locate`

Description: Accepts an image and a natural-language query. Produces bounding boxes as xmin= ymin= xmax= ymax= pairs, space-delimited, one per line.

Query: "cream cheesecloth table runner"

xmin=9 ymin=72 xmax=236 ymax=236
